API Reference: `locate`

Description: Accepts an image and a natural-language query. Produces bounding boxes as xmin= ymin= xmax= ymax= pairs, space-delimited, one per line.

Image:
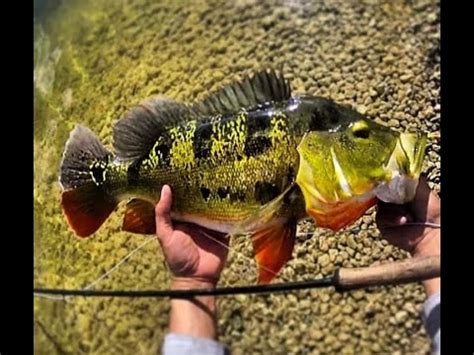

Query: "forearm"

xmin=169 ymin=279 xmax=218 ymax=339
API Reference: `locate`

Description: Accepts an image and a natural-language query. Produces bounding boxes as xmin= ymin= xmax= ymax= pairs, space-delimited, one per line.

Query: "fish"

xmin=59 ymin=69 xmax=427 ymax=283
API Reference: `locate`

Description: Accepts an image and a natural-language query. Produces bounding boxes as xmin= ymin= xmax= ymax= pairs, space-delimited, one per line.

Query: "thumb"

xmin=155 ymin=185 xmax=174 ymax=241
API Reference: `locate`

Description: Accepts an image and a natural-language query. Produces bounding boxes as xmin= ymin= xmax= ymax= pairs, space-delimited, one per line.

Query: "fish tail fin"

xmin=59 ymin=124 xmax=118 ymax=237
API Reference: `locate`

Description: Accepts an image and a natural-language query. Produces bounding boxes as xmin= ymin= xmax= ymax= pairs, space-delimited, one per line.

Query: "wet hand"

xmin=155 ymin=185 xmax=229 ymax=288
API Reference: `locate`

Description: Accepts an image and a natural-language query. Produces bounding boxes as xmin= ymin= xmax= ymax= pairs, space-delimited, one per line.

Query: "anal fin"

xmin=122 ymin=199 xmax=156 ymax=235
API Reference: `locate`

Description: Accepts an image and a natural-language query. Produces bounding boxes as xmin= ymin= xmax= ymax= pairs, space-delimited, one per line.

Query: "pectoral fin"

xmin=232 ymin=184 xmax=304 ymax=284
xmin=251 ymin=220 xmax=297 ymax=284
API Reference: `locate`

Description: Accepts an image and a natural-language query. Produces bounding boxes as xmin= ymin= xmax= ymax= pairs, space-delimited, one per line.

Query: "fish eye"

xmin=352 ymin=121 xmax=370 ymax=139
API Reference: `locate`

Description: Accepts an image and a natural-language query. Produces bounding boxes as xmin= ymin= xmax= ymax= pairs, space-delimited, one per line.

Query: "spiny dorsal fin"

xmin=113 ymin=97 xmax=195 ymax=161
xmin=192 ymin=69 xmax=292 ymax=117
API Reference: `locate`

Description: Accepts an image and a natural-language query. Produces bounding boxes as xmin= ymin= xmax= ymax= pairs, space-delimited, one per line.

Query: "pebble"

xmin=310 ymin=329 xmax=324 ymax=341
xmin=388 ymin=118 xmax=400 ymax=127
xmin=400 ymin=73 xmax=413 ymax=83
xmin=395 ymin=310 xmax=409 ymax=324
xmin=318 ymin=254 xmax=331 ymax=267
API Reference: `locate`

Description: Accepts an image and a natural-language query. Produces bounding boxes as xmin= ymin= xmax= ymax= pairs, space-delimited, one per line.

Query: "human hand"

xmin=155 ymin=185 xmax=229 ymax=289
xmin=376 ymin=177 xmax=440 ymax=258
xmin=375 ymin=177 xmax=440 ymax=296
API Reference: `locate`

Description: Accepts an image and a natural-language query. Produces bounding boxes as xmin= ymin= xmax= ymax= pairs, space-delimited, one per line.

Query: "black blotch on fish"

xmin=310 ymin=107 xmax=337 ymax=131
xmin=90 ymin=164 xmax=105 ymax=185
xmin=254 ymin=181 xmax=280 ymax=205
xmin=217 ymin=186 xmax=230 ymax=199
xmin=200 ymin=187 xmax=211 ymax=201
xmin=193 ymin=123 xmax=213 ymax=160
xmin=154 ymin=143 xmax=171 ymax=166
xmin=127 ymin=160 xmax=142 ymax=186
xmin=246 ymin=112 xmax=272 ymax=135
xmin=284 ymin=184 xmax=301 ymax=205
xmin=287 ymin=165 xmax=295 ymax=182
xmin=309 ymin=98 xmax=365 ymax=132
xmin=230 ymin=190 xmax=247 ymax=202
xmin=244 ymin=136 xmax=272 ymax=157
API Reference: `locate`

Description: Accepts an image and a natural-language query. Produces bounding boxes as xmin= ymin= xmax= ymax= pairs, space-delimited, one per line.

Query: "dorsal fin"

xmin=192 ymin=69 xmax=292 ymax=117
xmin=113 ymin=97 xmax=194 ymax=161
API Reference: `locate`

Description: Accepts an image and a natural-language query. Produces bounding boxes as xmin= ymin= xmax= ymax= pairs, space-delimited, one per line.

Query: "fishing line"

xmin=33 ymin=293 xmax=70 ymax=302
xmin=32 ymin=225 xmax=362 ymax=301
xmin=383 ymin=222 xmax=441 ymax=229
xmin=34 ymin=222 xmax=439 ymax=299
xmin=83 ymin=237 xmax=155 ymax=290
xmin=34 ymin=237 xmax=155 ymax=302
xmin=201 ymin=230 xmax=259 ymax=286
xmin=206 ymin=229 xmax=294 ymax=284
xmin=32 ymin=228 xmax=360 ymax=300
xmin=403 ymin=222 xmax=440 ymax=228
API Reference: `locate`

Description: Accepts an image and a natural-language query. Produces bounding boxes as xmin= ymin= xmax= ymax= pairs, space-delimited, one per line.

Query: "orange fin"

xmin=61 ymin=186 xmax=118 ymax=238
xmin=251 ymin=221 xmax=297 ymax=284
xmin=231 ymin=184 xmax=303 ymax=284
xmin=122 ymin=199 xmax=156 ymax=235
xmin=308 ymin=197 xmax=377 ymax=231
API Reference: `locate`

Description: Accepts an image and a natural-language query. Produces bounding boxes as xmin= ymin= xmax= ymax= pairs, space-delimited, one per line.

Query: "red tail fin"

xmin=61 ymin=186 xmax=117 ymax=237
xmin=59 ymin=124 xmax=117 ymax=237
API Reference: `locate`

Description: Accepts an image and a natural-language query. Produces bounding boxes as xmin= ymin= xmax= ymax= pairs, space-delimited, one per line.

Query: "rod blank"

xmin=33 ymin=256 xmax=440 ymax=298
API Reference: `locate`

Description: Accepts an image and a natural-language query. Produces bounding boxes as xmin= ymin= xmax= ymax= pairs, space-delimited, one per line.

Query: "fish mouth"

xmin=375 ymin=132 xmax=428 ymax=204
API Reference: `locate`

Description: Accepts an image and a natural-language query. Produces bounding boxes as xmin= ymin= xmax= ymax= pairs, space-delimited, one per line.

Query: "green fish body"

xmin=60 ymin=70 xmax=426 ymax=282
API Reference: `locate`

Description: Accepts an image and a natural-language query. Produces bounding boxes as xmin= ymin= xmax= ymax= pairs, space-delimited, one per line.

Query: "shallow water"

xmin=34 ymin=0 xmax=439 ymax=353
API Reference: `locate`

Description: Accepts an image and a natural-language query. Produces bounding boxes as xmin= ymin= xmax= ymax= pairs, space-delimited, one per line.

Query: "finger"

xmin=411 ymin=176 xmax=431 ymax=207
xmin=410 ymin=177 xmax=440 ymax=223
xmin=376 ymin=202 xmax=414 ymax=228
xmin=155 ymin=185 xmax=174 ymax=240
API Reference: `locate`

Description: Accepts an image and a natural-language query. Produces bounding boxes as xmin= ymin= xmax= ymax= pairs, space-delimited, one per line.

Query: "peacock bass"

xmin=59 ymin=70 xmax=427 ymax=283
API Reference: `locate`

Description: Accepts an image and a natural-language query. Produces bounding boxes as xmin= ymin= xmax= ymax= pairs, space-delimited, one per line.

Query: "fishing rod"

xmin=34 ymin=255 xmax=439 ymax=299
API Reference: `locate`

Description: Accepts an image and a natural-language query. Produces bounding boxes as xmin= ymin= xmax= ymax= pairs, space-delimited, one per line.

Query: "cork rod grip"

xmin=335 ymin=255 xmax=440 ymax=291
